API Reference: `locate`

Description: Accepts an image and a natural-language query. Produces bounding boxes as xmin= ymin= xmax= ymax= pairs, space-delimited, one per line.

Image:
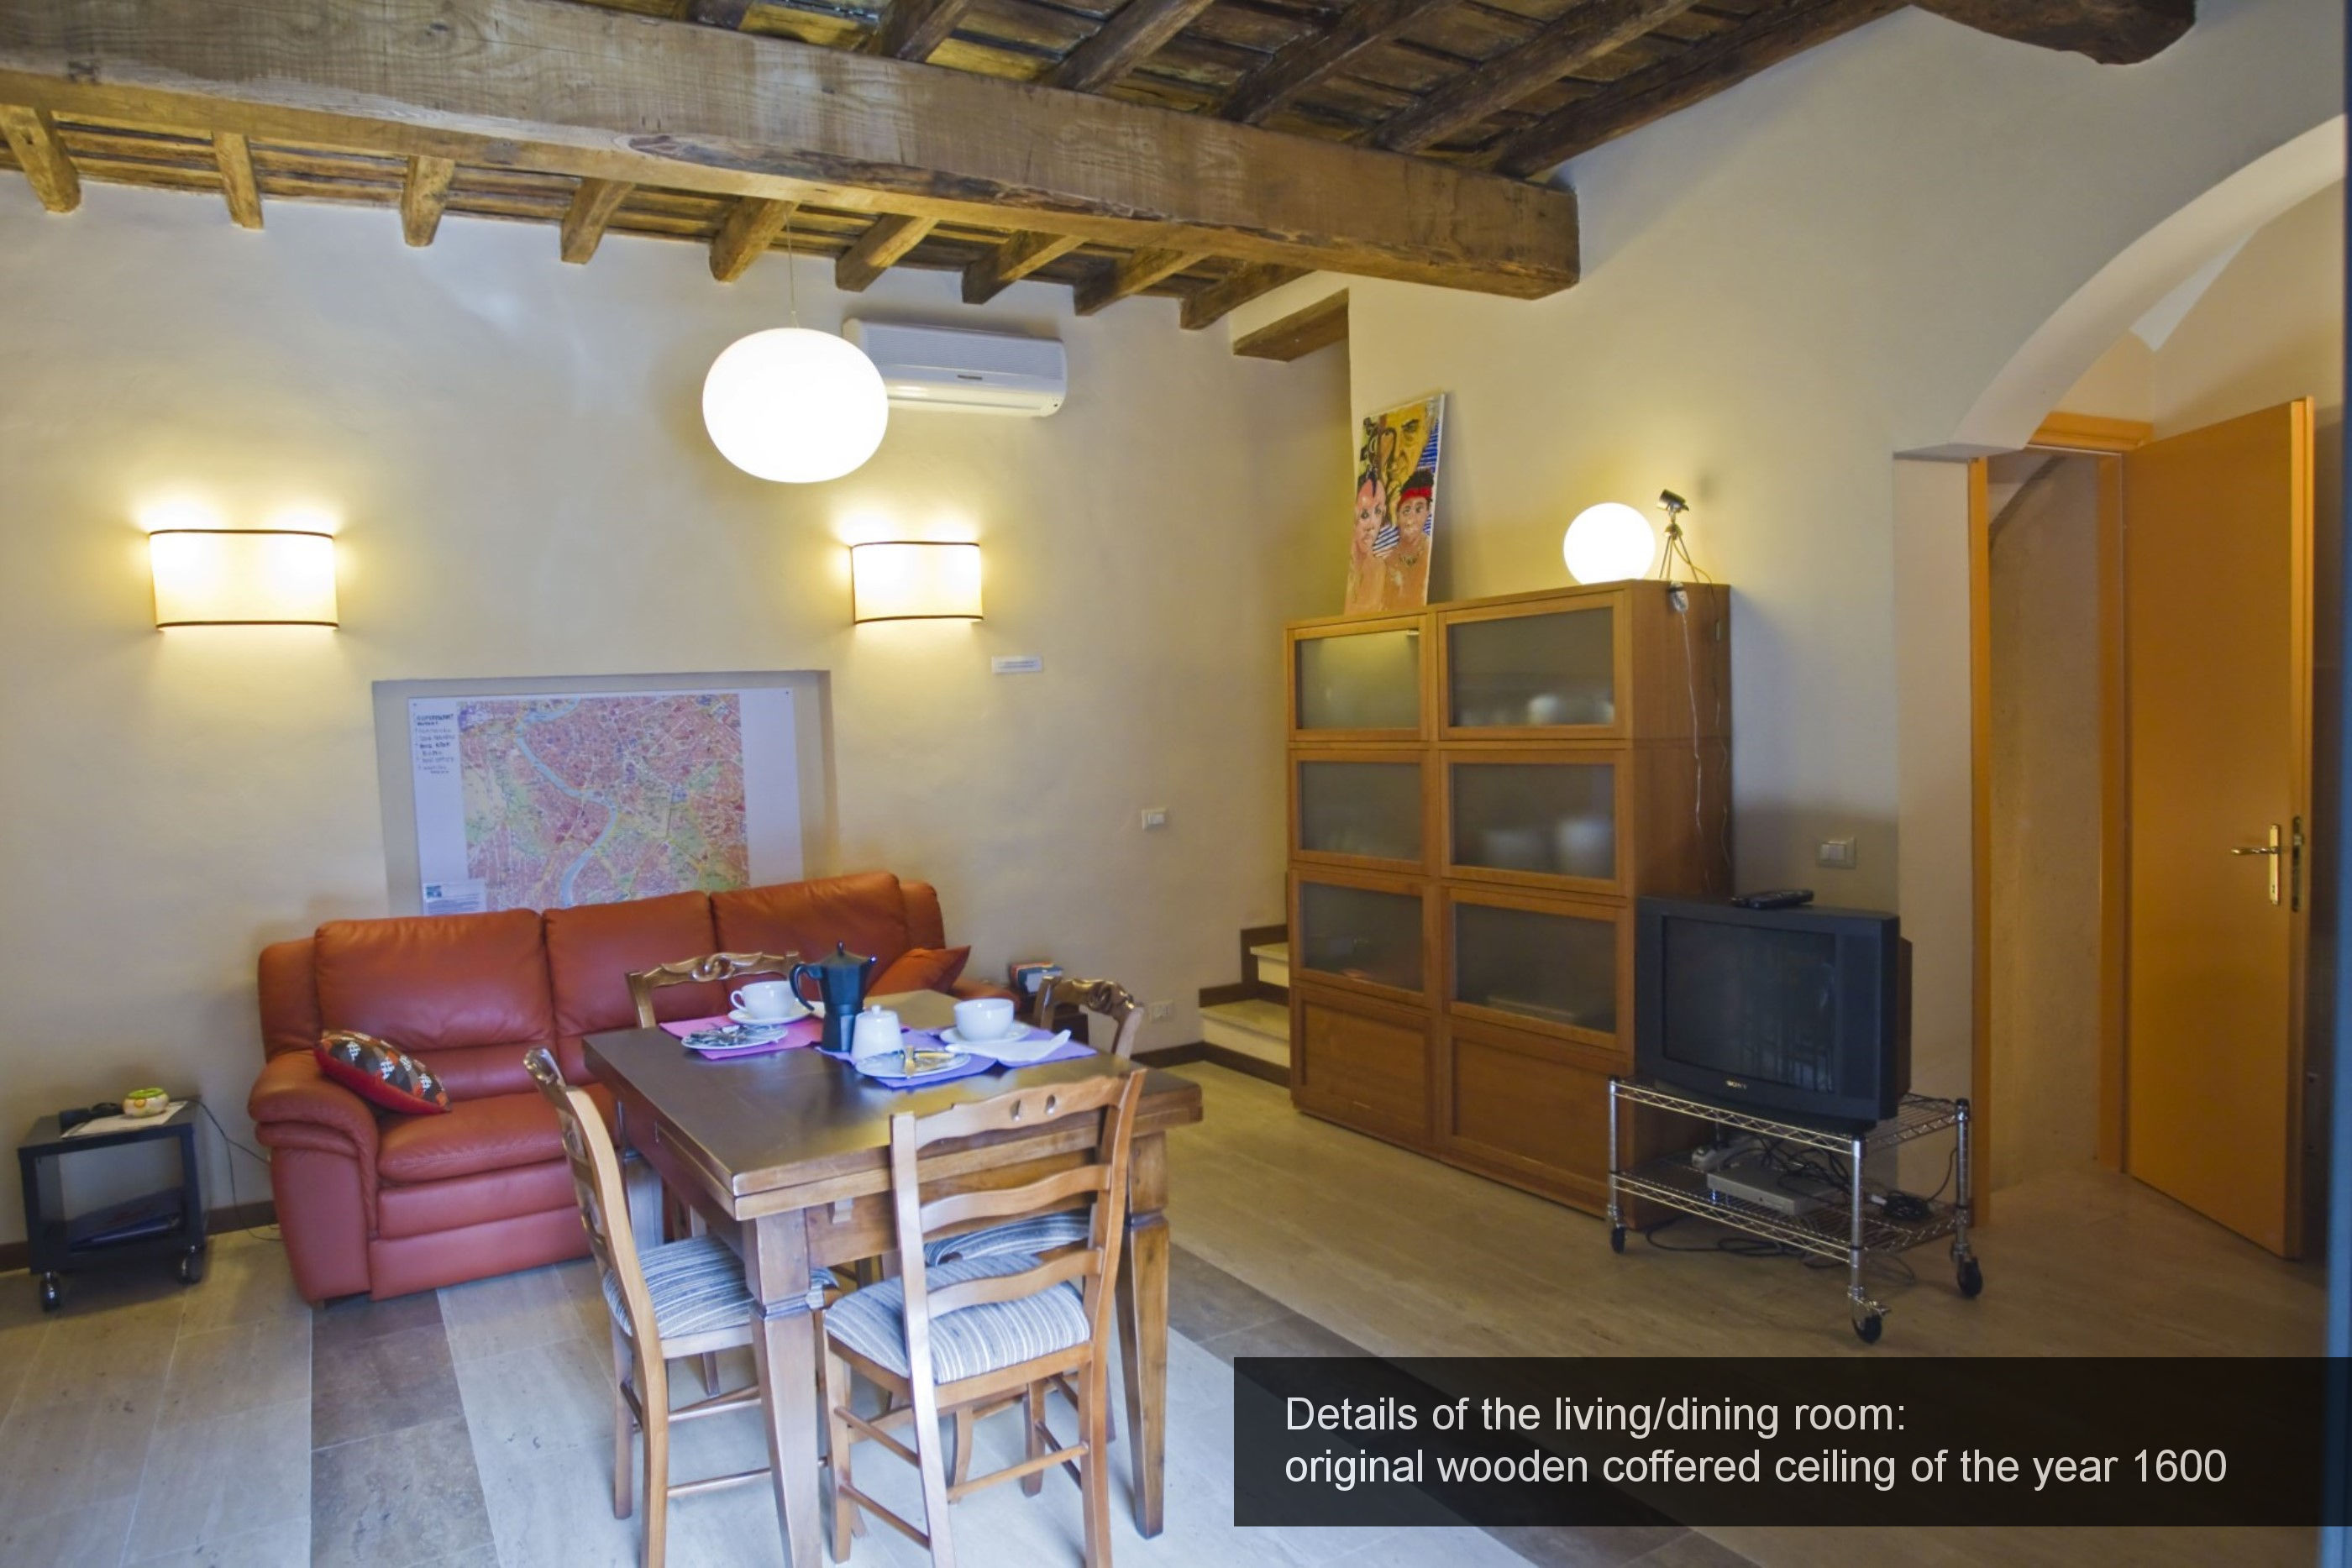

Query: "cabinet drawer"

xmin=1441 ymin=1022 xmax=1615 ymax=1209
xmin=1294 ymin=987 xmax=1431 ymax=1144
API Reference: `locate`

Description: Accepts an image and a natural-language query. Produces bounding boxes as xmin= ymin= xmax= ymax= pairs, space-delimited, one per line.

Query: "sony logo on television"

xmin=1723 ymin=1078 xmax=1748 ymax=1089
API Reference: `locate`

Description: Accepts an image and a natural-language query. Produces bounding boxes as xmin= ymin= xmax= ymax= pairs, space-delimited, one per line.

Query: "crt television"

xmin=1634 ymin=897 xmax=1911 ymax=1126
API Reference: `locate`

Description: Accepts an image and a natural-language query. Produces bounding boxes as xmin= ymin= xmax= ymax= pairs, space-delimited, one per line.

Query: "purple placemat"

xmin=663 ymin=1015 xmax=822 ymax=1058
xmin=844 ymin=1030 xmax=1097 ymax=1090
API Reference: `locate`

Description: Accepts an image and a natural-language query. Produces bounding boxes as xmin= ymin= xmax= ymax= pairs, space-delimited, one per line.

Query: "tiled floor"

xmin=0 ymin=1062 xmax=2328 ymax=1568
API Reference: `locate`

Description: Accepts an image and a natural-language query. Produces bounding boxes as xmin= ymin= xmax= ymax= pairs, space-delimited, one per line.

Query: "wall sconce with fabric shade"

xmin=150 ymin=529 xmax=339 ymax=627
xmin=849 ymin=541 xmax=982 ymax=623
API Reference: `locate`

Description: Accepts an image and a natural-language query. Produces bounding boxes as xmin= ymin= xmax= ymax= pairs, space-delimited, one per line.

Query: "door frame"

xmin=1968 ymin=412 xmax=2150 ymax=1220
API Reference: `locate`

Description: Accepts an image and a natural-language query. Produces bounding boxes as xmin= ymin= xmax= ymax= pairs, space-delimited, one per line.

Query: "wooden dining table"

xmin=584 ymin=989 xmax=1205 ymax=1568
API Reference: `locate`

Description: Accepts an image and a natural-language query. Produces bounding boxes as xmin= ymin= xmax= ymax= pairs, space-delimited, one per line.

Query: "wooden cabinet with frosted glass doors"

xmin=1284 ymin=580 xmax=1730 ymax=1212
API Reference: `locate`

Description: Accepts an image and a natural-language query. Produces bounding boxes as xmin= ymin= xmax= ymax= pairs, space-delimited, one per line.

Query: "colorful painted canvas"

xmin=1344 ymin=394 xmax=1444 ymax=615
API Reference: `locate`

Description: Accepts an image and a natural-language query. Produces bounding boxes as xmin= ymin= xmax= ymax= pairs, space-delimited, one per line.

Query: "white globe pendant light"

xmin=702 ymin=327 xmax=890 ymax=484
xmin=1562 ymin=501 xmax=1658 ymax=584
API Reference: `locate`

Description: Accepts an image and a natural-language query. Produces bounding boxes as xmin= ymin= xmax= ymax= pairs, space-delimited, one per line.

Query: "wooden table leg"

xmin=1115 ymin=1131 xmax=1170 ymax=1538
xmin=746 ymin=1212 xmax=824 ymax=1568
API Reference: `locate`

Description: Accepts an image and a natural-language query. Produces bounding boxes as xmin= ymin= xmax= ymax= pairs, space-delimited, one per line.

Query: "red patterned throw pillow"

xmin=316 ymin=1030 xmax=452 ymax=1115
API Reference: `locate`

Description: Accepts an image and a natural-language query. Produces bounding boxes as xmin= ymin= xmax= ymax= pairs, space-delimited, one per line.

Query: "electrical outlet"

xmin=1148 ymin=1001 xmax=1174 ymax=1023
xmin=1140 ymin=807 xmax=1169 ymax=831
xmin=990 ymin=655 xmax=1042 ymax=675
xmin=1816 ymin=836 xmax=1857 ymax=869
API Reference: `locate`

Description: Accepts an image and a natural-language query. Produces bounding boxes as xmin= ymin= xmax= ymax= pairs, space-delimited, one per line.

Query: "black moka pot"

xmin=790 ymin=942 xmax=878 ymax=1052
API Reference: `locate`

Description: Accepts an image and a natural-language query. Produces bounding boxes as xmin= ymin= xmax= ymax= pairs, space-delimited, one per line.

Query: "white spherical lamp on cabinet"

xmin=1561 ymin=501 xmax=1657 ymax=585
xmin=701 ymin=328 xmax=890 ymax=484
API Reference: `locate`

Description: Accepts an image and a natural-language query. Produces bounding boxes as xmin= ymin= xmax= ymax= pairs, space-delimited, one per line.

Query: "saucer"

xmin=729 ymin=1005 xmax=804 ymax=1026
xmin=937 ymin=1025 xmax=1021 ymax=1049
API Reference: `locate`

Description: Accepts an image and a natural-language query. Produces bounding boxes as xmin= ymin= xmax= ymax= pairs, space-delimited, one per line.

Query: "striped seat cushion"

xmin=827 ymin=1254 xmax=1090 ymax=1384
xmin=921 ymin=1211 xmax=1092 ymax=1267
xmin=602 ymin=1235 xmax=839 ymax=1340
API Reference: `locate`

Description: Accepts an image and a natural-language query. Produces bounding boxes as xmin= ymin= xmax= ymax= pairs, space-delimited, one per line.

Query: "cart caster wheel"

xmin=1852 ymin=1311 xmax=1883 ymax=1345
xmin=1956 ymin=1258 xmax=1983 ymax=1298
xmin=38 ymin=1272 xmax=60 ymax=1313
xmin=1609 ymin=1226 xmax=1626 ymax=1254
xmin=176 ymin=1249 xmax=206 ymax=1287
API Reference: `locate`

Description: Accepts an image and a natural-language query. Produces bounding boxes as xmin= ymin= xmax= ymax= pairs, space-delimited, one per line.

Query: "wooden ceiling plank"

xmin=0 ymin=104 xmax=80 ymax=211
xmin=1232 ymin=286 xmax=1347 ymax=359
xmin=399 ymin=153 xmax=455 ymax=244
xmin=1223 ymin=0 xmax=1458 ymax=123
xmin=835 ymin=211 xmax=937 ymax=288
xmin=869 ymin=0 xmax=978 ymax=60
xmin=559 ymin=175 xmax=633 ymax=261
xmin=1074 ymin=245 xmax=1209 ymax=313
xmin=1373 ymin=0 xmax=1704 ymax=152
xmin=211 ymin=127 xmax=261 ymax=227
xmin=710 ymin=194 xmax=796 ymax=279
xmin=1179 ymin=261 xmax=1306 ymax=328
xmin=1487 ymin=0 xmax=1903 ymax=174
xmin=1049 ymin=0 xmax=1224 ymax=94
xmin=0 ymin=0 xmax=1577 ymax=297
xmin=962 ymin=229 xmax=1084 ymax=302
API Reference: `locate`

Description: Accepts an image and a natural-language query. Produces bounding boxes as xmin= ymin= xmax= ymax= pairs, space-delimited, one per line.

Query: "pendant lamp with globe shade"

xmin=701 ymin=212 xmax=890 ymax=483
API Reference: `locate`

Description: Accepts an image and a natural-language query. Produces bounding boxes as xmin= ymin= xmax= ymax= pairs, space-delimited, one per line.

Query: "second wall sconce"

xmin=849 ymin=540 xmax=982 ymax=623
xmin=150 ymin=527 xmax=339 ymax=627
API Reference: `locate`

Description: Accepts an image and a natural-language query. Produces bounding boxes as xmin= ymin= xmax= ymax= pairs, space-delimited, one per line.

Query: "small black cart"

xmin=17 ymin=1099 xmax=207 ymax=1311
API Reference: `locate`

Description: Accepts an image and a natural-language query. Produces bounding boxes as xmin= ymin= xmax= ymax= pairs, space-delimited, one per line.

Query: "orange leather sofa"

xmin=249 ymin=871 xmax=1000 ymax=1303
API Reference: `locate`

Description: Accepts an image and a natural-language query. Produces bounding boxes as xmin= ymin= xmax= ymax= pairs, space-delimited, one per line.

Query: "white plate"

xmin=728 ymin=1005 xmax=805 ymax=1026
xmin=853 ymin=1048 xmax=971 ymax=1081
xmin=937 ymin=1025 xmax=1021 ymax=1049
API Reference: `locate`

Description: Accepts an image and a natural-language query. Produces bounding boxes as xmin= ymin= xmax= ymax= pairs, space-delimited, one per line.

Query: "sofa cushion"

xmin=376 ymin=1156 xmax=580 ymax=1239
xmin=545 ymin=892 xmax=722 ymax=1044
xmin=873 ymin=946 xmax=970 ymax=996
xmin=316 ymin=910 xmax=555 ymax=1088
xmin=712 ymin=871 xmax=911 ymax=975
xmin=317 ymin=1031 xmax=452 ymax=1116
xmin=379 ymin=1090 xmax=566 ymax=1185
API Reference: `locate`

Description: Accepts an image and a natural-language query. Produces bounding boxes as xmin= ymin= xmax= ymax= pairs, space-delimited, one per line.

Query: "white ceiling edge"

xmin=2129 ymin=233 xmax=2255 ymax=350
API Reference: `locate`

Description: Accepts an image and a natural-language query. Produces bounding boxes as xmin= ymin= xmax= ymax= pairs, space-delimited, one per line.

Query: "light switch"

xmin=1816 ymin=837 xmax=1857 ymax=869
xmin=1141 ymin=807 xmax=1169 ymax=831
xmin=991 ymin=655 xmax=1042 ymax=674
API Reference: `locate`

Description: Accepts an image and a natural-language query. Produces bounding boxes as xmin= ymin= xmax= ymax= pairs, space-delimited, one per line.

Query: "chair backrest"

xmin=624 ymin=951 xmax=800 ymax=1029
xmin=1032 ymin=977 xmax=1145 ymax=1060
xmin=886 ymin=1069 xmax=1145 ymax=1386
xmin=523 ymin=1046 xmax=661 ymax=1349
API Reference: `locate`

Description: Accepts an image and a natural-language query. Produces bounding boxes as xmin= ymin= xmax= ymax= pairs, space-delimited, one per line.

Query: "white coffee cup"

xmin=953 ymin=997 xmax=1016 ymax=1041
xmin=851 ymin=1004 xmax=903 ymax=1058
xmin=732 ymin=980 xmax=800 ymax=1021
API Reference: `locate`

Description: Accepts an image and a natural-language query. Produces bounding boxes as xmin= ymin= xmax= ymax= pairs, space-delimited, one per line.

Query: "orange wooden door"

xmin=2123 ymin=398 xmax=2315 ymax=1257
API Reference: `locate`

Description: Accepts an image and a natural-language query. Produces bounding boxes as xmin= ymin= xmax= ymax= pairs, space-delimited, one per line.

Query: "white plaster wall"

xmin=0 ymin=189 xmax=1345 ymax=1242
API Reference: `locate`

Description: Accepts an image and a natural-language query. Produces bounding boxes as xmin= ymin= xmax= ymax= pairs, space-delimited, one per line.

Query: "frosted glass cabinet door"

xmin=1444 ymin=604 xmax=1615 ymax=732
xmin=1447 ymin=758 xmax=1616 ymax=884
xmin=1296 ymin=878 xmax=1425 ymax=995
xmin=1449 ymin=895 xmax=1620 ymax=1041
xmin=1294 ymin=625 xmax=1423 ymax=735
xmin=1296 ymin=757 xmax=1424 ymax=867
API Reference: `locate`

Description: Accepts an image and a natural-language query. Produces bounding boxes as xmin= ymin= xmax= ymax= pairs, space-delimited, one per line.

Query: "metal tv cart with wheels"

xmin=1605 ymin=1079 xmax=1980 ymax=1344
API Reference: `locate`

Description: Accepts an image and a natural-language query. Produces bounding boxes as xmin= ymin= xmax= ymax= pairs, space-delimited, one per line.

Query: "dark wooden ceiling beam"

xmin=1223 ymin=0 xmax=1458 ymax=124
xmin=678 ymin=0 xmax=755 ymax=25
xmin=1074 ymin=245 xmax=1207 ymax=313
xmin=1232 ymin=287 xmax=1347 ymax=359
xmin=963 ymin=230 xmax=1084 ymax=303
xmin=1912 ymin=0 xmax=2192 ymax=64
xmin=211 ymin=128 xmax=261 ymax=227
xmin=559 ymin=176 xmax=632 ymax=261
xmin=1485 ymin=0 xmax=1903 ymax=176
xmin=1179 ymin=262 xmax=1307 ymax=329
xmin=0 ymin=103 xmax=79 ymax=211
xmin=1373 ymin=0 xmax=1706 ymax=153
xmin=709 ymin=195 xmax=795 ymax=279
xmin=400 ymin=153 xmax=455 ymax=244
xmin=1048 ymin=0 xmax=1222 ymax=92
xmin=868 ymin=0 xmax=977 ymax=60
xmin=835 ymin=212 xmax=936 ymax=289
xmin=0 ymin=0 xmax=1578 ymax=297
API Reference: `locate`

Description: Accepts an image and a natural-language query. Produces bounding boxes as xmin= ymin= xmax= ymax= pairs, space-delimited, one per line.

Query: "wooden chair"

xmin=822 ymin=1069 xmax=1145 ymax=1568
xmin=1031 ymin=976 xmax=1146 ymax=1060
xmin=524 ymin=1047 xmax=835 ymax=1568
xmin=624 ymin=950 xmax=801 ymax=1028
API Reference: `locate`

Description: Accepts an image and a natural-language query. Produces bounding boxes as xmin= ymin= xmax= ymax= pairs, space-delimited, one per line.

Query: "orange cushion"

xmin=378 ymin=1091 xmax=564 ymax=1185
xmin=873 ymin=946 xmax=970 ymax=995
xmin=544 ymin=891 xmax=722 ymax=1040
xmin=315 ymin=910 xmax=554 ymax=1060
xmin=711 ymin=871 xmax=911 ymax=974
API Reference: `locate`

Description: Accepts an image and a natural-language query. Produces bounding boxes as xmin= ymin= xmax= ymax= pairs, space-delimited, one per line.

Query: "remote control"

xmin=1730 ymin=889 xmax=1814 ymax=910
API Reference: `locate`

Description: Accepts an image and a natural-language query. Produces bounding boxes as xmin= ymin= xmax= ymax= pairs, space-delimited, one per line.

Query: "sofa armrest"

xmin=949 ymin=978 xmax=1021 ymax=1004
xmin=249 ymin=1050 xmax=381 ymax=1168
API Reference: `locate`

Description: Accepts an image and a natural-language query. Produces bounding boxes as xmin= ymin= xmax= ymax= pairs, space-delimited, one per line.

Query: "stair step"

xmin=1201 ymin=998 xmax=1289 ymax=1067
xmin=1248 ymin=942 xmax=1289 ymax=990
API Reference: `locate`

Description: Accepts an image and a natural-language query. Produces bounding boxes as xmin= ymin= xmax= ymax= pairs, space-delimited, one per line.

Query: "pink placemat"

xmin=661 ymin=1015 xmax=822 ymax=1058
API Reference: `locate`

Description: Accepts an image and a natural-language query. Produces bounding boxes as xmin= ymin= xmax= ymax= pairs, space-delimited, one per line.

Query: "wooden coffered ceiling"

xmin=0 ymin=0 xmax=2190 ymax=329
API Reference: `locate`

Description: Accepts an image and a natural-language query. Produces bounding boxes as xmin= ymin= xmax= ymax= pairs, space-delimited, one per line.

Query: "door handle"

xmin=2231 ymin=824 xmax=2283 ymax=905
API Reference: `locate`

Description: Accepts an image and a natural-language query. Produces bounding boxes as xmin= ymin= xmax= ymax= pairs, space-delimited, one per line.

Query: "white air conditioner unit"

xmin=843 ymin=321 xmax=1066 ymax=417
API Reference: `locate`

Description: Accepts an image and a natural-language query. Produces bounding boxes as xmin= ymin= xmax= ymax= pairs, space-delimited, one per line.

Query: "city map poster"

xmin=407 ymin=687 xmax=801 ymax=915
